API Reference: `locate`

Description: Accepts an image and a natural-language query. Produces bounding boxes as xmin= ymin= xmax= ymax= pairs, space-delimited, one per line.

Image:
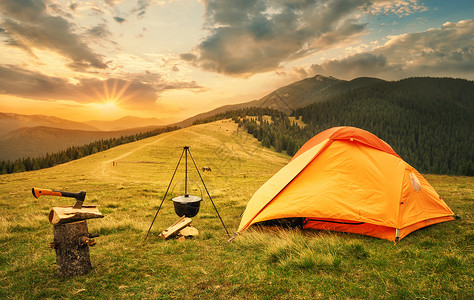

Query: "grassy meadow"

xmin=0 ymin=120 xmax=472 ymax=299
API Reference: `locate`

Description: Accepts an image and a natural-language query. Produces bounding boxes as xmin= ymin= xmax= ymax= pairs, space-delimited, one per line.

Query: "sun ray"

xmin=103 ymin=80 xmax=110 ymax=103
xmin=75 ymin=78 xmax=135 ymax=113
xmin=114 ymin=80 xmax=132 ymax=104
xmin=111 ymin=79 xmax=118 ymax=102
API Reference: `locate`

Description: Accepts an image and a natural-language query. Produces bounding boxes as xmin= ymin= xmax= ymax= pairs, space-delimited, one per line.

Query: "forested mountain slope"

xmin=292 ymin=77 xmax=473 ymax=174
xmin=256 ymin=75 xmax=385 ymax=113
xmin=177 ymin=75 xmax=384 ymax=126
xmin=196 ymin=77 xmax=474 ymax=175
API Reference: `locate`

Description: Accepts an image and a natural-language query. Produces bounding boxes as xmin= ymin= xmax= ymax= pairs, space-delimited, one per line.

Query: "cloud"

xmin=132 ymin=0 xmax=152 ymax=19
xmin=182 ymin=0 xmax=429 ymax=77
xmin=105 ymin=0 xmax=122 ymax=8
xmin=0 ymin=64 xmax=204 ymax=108
xmin=113 ymin=16 xmax=126 ymax=23
xmin=308 ymin=19 xmax=474 ymax=80
xmin=369 ymin=0 xmax=428 ymax=16
xmin=0 ymin=0 xmax=108 ymax=70
xmin=69 ymin=2 xmax=78 ymax=11
xmin=0 ymin=64 xmax=72 ymax=99
xmin=309 ymin=53 xmax=390 ymax=78
xmin=180 ymin=53 xmax=197 ymax=61
xmin=292 ymin=66 xmax=308 ymax=78
xmin=0 ymin=0 xmax=46 ymax=22
xmin=183 ymin=0 xmax=373 ymax=76
xmin=47 ymin=2 xmax=73 ymax=18
xmin=87 ymin=23 xmax=112 ymax=39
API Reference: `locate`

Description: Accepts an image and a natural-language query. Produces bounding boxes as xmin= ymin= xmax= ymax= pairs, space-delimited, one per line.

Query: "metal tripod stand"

xmin=144 ymin=146 xmax=230 ymax=241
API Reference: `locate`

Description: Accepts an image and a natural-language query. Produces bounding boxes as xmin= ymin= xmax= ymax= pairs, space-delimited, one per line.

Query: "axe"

xmin=32 ymin=188 xmax=86 ymax=209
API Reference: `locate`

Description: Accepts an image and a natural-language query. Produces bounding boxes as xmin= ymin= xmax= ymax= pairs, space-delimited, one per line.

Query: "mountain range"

xmin=0 ymin=113 xmax=99 ymax=136
xmin=1 ymin=75 xmax=472 ymax=162
xmin=85 ymin=116 xmax=175 ymax=131
xmin=177 ymin=75 xmax=385 ymax=126
xmin=0 ymin=113 xmax=175 ymax=161
xmin=226 ymin=76 xmax=473 ymax=175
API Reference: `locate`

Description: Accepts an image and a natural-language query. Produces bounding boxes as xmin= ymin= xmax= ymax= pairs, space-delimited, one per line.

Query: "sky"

xmin=0 ymin=0 xmax=473 ymax=123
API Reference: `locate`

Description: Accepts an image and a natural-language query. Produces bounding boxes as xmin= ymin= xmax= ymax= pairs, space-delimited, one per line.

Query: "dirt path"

xmin=96 ymin=132 xmax=175 ymax=180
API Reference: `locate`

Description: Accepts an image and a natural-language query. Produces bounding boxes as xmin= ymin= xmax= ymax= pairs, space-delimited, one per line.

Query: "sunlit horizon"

xmin=0 ymin=0 xmax=473 ymax=122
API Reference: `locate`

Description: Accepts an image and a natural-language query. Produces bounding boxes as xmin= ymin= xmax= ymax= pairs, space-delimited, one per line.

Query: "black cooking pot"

xmin=172 ymin=195 xmax=202 ymax=217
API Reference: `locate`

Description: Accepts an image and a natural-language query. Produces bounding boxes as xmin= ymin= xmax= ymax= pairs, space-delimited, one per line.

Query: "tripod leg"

xmin=144 ymin=148 xmax=185 ymax=242
xmin=144 ymin=195 xmax=166 ymax=242
xmin=188 ymin=149 xmax=230 ymax=238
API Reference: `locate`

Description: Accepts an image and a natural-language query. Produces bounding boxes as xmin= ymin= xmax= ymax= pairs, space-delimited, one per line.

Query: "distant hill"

xmin=0 ymin=113 xmax=99 ymax=136
xmin=176 ymin=101 xmax=260 ymax=127
xmin=0 ymin=113 xmax=178 ymax=160
xmin=86 ymin=116 xmax=176 ymax=131
xmin=178 ymin=75 xmax=385 ymax=126
xmin=255 ymin=75 xmax=385 ymax=112
xmin=0 ymin=125 xmax=165 ymax=161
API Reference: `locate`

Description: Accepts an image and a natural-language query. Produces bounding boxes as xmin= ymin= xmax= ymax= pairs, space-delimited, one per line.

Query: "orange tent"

xmin=238 ymin=126 xmax=454 ymax=241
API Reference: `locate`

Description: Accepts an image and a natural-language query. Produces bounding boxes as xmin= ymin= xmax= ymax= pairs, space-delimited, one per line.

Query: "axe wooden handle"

xmin=32 ymin=188 xmax=62 ymax=198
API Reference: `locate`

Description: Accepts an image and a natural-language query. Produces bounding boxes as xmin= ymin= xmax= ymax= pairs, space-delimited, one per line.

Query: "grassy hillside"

xmin=0 ymin=120 xmax=472 ymax=299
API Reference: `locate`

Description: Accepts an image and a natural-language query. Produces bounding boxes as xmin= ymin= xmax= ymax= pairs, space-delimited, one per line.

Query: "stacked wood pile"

xmin=159 ymin=216 xmax=199 ymax=241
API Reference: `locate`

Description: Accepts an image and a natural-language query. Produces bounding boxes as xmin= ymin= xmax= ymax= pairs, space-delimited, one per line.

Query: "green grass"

xmin=0 ymin=119 xmax=472 ymax=299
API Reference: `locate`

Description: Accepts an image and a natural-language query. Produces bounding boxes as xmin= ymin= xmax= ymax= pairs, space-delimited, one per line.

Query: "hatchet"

xmin=32 ymin=188 xmax=86 ymax=209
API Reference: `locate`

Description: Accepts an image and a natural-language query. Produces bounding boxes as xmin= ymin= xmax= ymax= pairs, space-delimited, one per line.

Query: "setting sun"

xmin=100 ymin=100 xmax=119 ymax=111
xmin=91 ymin=79 xmax=134 ymax=112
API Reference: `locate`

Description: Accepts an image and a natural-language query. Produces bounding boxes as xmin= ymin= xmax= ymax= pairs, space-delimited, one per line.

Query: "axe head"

xmin=73 ymin=191 xmax=86 ymax=209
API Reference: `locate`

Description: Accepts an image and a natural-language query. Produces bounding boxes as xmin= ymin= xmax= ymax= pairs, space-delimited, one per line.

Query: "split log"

xmin=52 ymin=220 xmax=98 ymax=277
xmin=179 ymin=226 xmax=199 ymax=237
xmin=49 ymin=206 xmax=104 ymax=225
xmin=170 ymin=215 xmax=186 ymax=227
xmin=159 ymin=216 xmax=192 ymax=239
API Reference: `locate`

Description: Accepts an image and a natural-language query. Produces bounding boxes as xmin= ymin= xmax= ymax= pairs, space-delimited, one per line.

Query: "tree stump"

xmin=51 ymin=220 xmax=96 ymax=277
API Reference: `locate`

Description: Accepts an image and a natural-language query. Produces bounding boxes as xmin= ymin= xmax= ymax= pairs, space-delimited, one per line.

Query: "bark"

xmin=52 ymin=220 xmax=95 ymax=277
